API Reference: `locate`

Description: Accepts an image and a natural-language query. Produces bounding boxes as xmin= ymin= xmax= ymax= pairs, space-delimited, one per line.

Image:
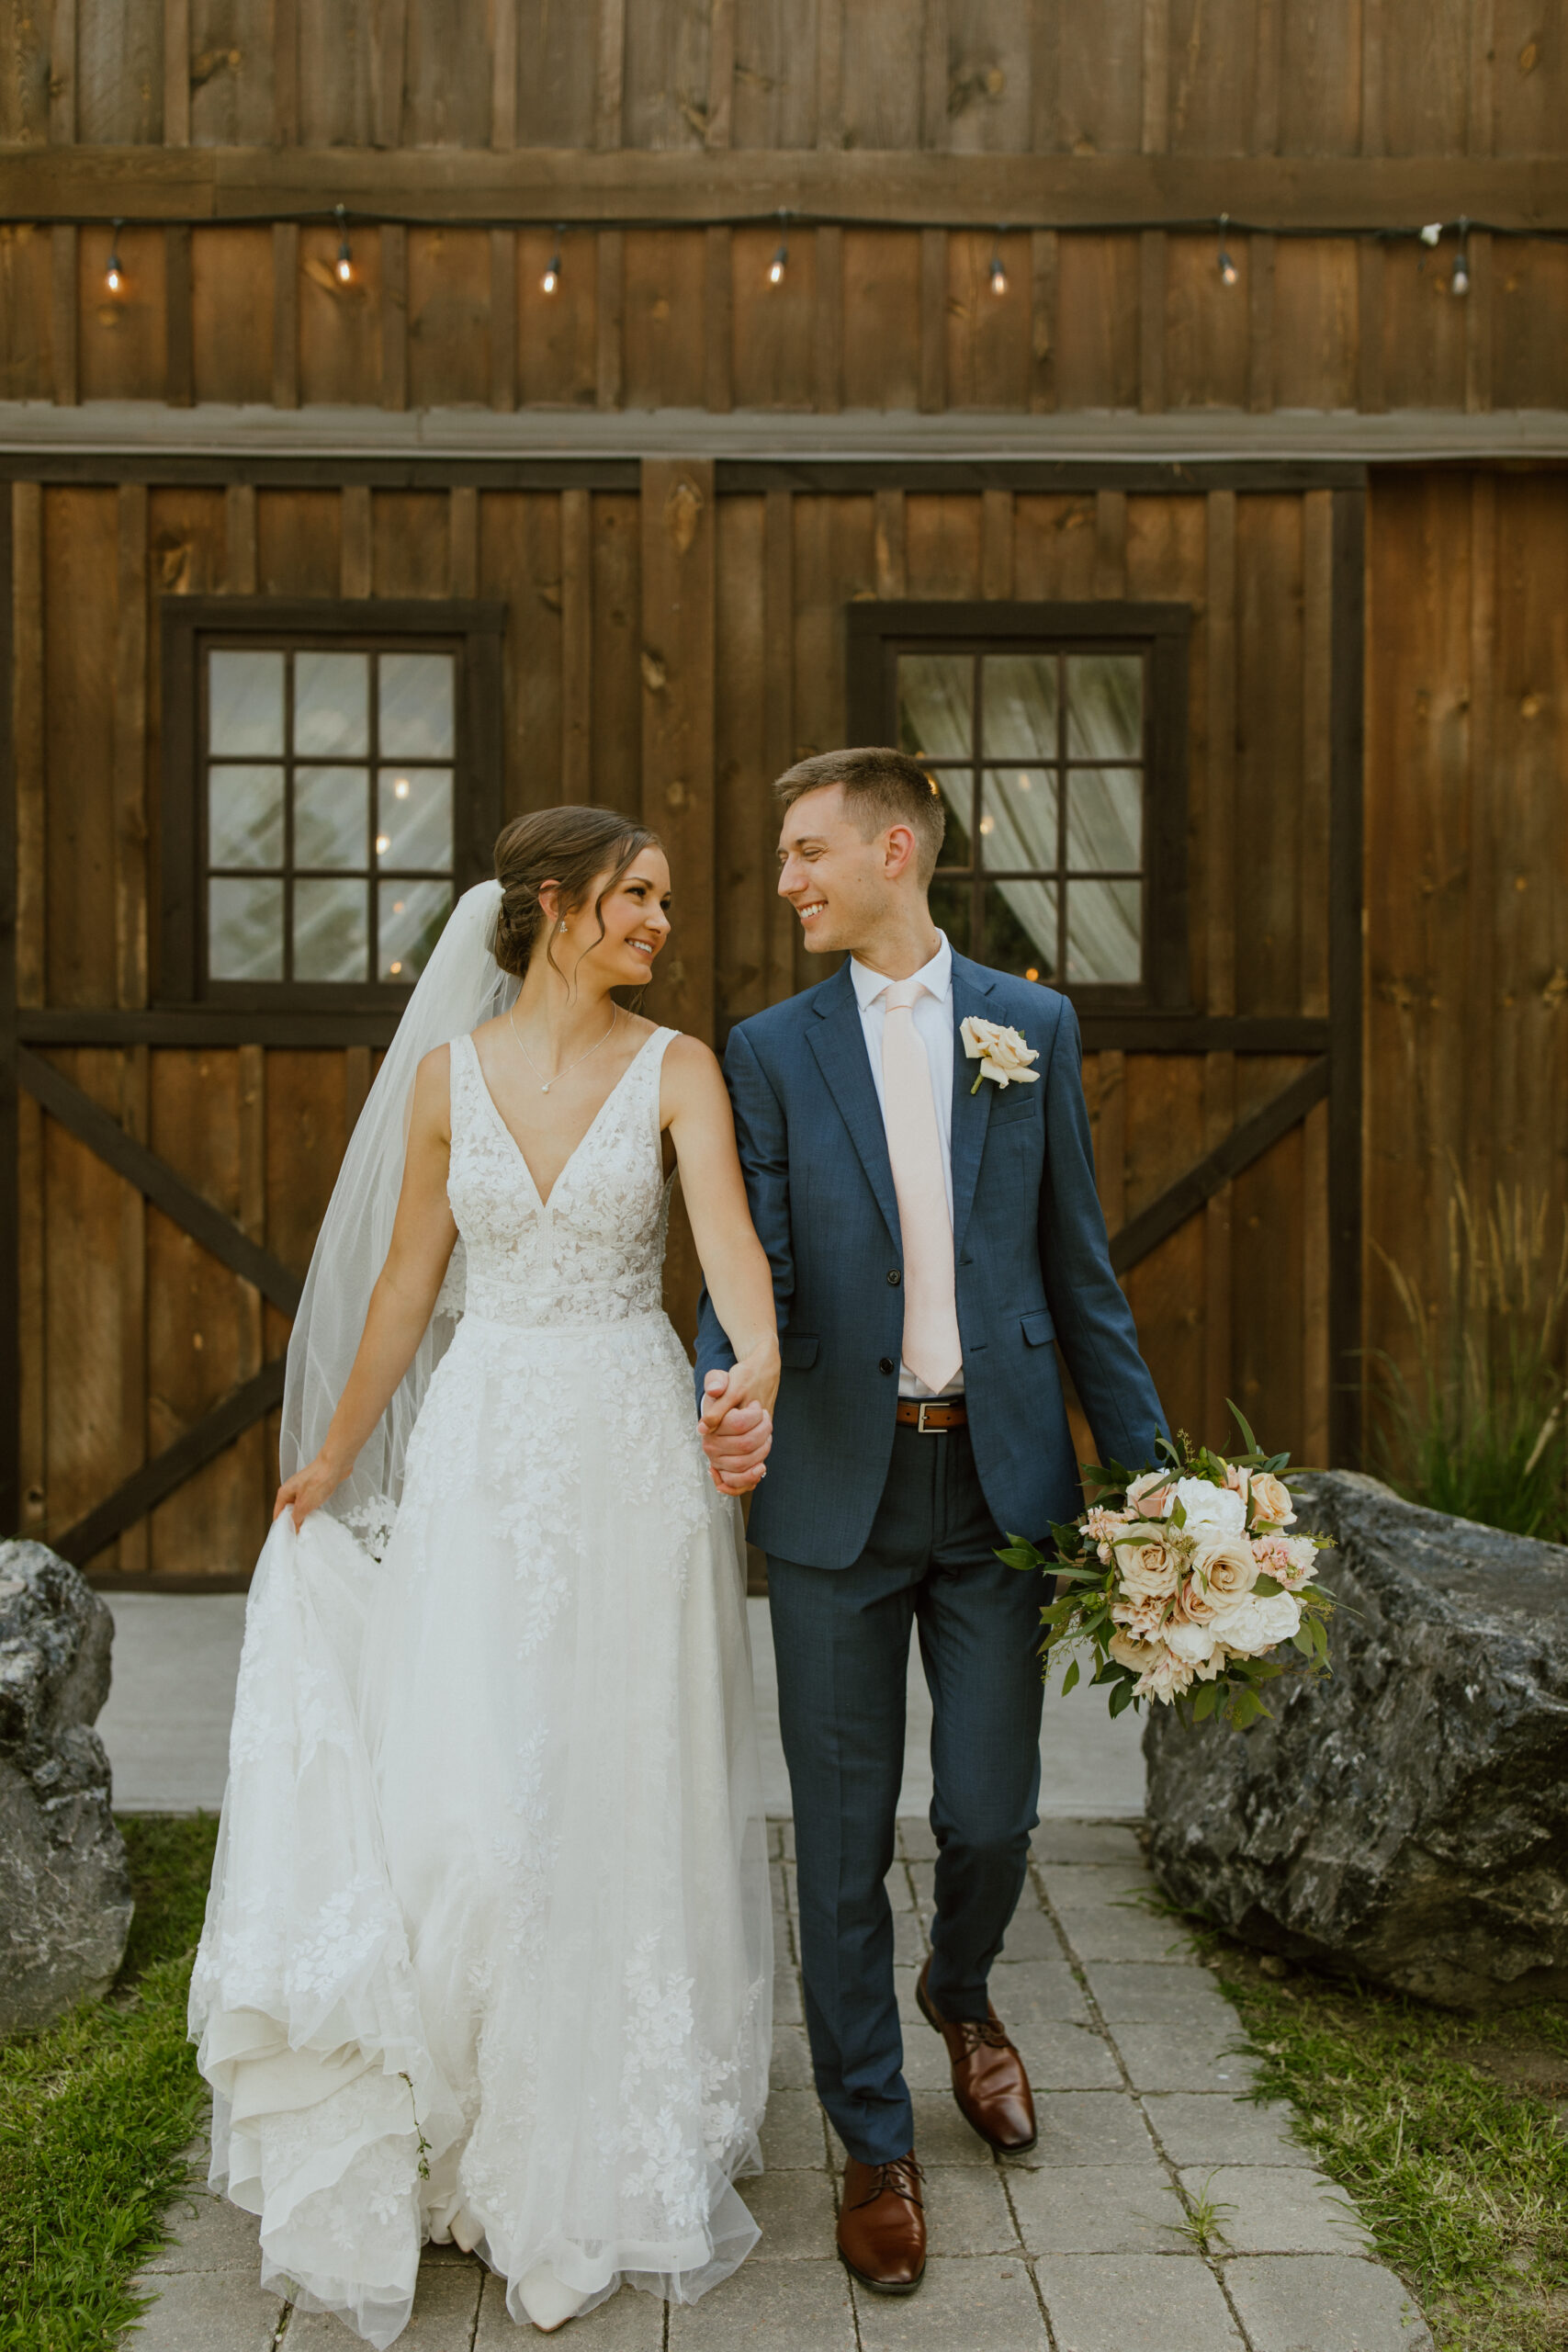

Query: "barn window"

xmin=846 ymin=603 xmax=1190 ymax=1008
xmin=160 ymin=600 xmax=504 ymax=1008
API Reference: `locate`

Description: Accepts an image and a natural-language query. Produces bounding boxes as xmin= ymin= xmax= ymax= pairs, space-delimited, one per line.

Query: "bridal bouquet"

xmin=998 ymin=1408 xmax=1333 ymax=1730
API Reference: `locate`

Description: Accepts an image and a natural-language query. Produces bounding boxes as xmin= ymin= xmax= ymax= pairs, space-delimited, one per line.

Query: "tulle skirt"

xmin=189 ymin=1310 xmax=772 ymax=2346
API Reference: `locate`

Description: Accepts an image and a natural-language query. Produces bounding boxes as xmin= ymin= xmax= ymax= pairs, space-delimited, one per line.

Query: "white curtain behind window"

xmin=897 ymin=651 xmax=1144 ymax=983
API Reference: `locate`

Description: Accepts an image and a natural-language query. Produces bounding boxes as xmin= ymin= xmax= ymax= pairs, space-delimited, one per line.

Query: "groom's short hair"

xmin=773 ymin=749 xmax=946 ymax=886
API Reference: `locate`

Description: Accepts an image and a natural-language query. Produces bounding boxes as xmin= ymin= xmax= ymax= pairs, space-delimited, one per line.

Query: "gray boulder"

xmin=1144 ymin=1472 xmax=1568 ymax=2007
xmin=0 ymin=1541 xmax=132 ymax=2031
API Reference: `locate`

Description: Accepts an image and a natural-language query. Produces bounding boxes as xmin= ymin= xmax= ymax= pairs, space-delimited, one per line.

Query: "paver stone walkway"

xmin=125 ymin=1818 xmax=1431 ymax=2352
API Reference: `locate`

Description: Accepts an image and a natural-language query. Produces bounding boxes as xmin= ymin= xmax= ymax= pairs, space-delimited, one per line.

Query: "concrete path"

xmin=99 ymin=1595 xmax=1146 ymax=1821
xmin=124 ymin=1817 xmax=1429 ymax=2352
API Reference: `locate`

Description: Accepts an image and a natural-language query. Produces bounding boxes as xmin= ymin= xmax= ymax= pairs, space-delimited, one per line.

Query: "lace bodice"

xmin=445 ymin=1026 xmax=676 ymax=1330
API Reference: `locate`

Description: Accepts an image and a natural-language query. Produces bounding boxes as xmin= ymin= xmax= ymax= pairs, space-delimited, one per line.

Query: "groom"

xmin=695 ymin=749 xmax=1165 ymax=2294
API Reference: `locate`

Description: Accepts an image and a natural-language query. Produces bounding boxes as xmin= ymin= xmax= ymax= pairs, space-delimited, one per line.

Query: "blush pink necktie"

xmin=881 ymin=978 xmax=963 ymax=1396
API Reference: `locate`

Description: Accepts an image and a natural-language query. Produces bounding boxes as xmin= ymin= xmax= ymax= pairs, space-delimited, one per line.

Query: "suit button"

xmin=878 ymin=1357 xmax=896 ymax=1375
xmin=886 ymin=1270 xmax=901 ymax=1286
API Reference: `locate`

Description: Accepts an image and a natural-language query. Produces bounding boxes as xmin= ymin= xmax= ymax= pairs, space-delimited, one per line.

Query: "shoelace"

xmin=852 ymin=2155 xmax=925 ymax=2210
xmin=953 ymin=2018 xmax=1015 ymax=2057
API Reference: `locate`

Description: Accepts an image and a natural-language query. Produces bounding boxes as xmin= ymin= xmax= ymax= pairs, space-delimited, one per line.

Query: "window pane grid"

xmin=907 ymin=644 xmax=1146 ymax=987
xmin=203 ymin=644 xmax=457 ymax=991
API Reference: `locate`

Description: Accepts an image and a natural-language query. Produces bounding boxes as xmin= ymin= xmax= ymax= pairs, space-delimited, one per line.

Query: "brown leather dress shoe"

xmin=836 ymin=2153 xmax=926 ymax=2293
xmin=917 ymin=1957 xmax=1038 ymax=2153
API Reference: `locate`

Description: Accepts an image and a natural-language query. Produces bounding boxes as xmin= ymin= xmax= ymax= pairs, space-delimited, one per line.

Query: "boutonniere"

xmin=961 ymin=1016 xmax=1041 ymax=1095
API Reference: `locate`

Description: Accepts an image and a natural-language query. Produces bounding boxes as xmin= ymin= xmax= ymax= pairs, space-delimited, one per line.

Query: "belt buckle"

xmin=916 ymin=1400 xmax=939 ymax=1433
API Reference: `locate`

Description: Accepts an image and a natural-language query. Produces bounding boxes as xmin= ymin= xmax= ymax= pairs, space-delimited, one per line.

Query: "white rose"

xmin=1247 ymin=1471 xmax=1296 ymax=1528
xmin=1173 ymin=1477 xmax=1247 ymax=1534
xmin=1213 ymin=1590 xmax=1301 ymax=1657
xmin=1164 ymin=1616 xmax=1221 ymax=1666
xmin=960 ymin=1016 xmax=1041 ymax=1090
xmin=1114 ymin=1534 xmax=1180 ymax=1601
xmin=1191 ymin=1532 xmax=1260 ymax=1605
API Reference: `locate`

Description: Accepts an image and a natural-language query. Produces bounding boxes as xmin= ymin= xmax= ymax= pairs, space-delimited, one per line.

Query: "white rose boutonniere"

xmin=961 ymin=1016 xmax=1040 ymax=1094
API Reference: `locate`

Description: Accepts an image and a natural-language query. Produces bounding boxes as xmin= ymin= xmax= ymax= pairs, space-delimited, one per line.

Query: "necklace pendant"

xmin=541 ymin=1082 xmax=550 ymax=1093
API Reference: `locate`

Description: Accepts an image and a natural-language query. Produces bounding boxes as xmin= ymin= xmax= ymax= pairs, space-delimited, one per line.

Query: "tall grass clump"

xmin=1370 ymin=1174 xmax=1568 ymax=1545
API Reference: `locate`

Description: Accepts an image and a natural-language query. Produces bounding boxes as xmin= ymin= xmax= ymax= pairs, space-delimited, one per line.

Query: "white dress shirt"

xmin=849 ymin=932 xmax=964 ymax=1398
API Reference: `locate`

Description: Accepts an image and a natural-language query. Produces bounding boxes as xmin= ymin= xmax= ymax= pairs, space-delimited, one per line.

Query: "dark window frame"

xmin=158 ymin=598 xmax=505 ymax=1011
xmin=845 ymin=601 xmax=1191 ymax=1012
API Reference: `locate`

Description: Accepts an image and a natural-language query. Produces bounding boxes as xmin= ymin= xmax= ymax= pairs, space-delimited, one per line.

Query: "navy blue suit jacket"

xmin=695 ymin=953 xmax=1167 ymax=1571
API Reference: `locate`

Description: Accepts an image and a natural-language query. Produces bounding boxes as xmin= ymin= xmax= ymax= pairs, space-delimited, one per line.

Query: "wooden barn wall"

xmin=3 ymin=0 xmax=1563 ymax=158
xmin=3 ymin=217 xmax=1563 ymax=416
xmin=1363 ymin=469 xmax=1568 ymax=1445
xmin=11 ymin=469 xmax=1379 ymax=1585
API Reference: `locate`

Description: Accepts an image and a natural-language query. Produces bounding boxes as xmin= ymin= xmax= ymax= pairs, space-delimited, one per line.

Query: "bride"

xmin=189 ymin=807 xmax=779 ymax=2345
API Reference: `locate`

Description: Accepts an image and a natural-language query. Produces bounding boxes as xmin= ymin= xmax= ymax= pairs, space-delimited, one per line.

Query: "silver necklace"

xmin=507 ymin=1001 xmax=619 ymax=1094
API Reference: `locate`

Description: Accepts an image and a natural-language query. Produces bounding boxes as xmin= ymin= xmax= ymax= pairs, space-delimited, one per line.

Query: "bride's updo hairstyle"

xmin=492 ymin=805 xmax=661 ymax=983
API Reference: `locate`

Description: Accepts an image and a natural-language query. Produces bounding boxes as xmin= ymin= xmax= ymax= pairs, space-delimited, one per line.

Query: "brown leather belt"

xmin=896 ymin=1397 xmax=968 ymax=1432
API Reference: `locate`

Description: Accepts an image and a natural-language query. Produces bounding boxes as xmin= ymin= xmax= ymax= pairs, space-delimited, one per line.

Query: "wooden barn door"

xmin=1080 ymin=484 xmax=1364 ymax=1473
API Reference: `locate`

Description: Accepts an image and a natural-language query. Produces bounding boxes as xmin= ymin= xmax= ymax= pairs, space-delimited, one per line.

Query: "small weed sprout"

xmin=1165 ymin=2171 xmax=1235 ymax=2256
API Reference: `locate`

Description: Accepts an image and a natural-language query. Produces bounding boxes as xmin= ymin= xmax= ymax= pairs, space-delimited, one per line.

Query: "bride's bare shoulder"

xmin=659 ymin=1031 xmax=727 ymax=1118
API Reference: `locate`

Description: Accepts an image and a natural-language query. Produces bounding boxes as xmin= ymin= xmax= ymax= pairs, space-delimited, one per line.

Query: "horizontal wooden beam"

xmin=5 ymin=148 xmax=1567 ymax=232
xmin=25 ymin=1009 xmax=1330 ymax=1055
xmin=2 ymin=401 xmax=1561 ymax=471
xmin=1078 ymin=1016 xmax=1329 ymax=1054
xmin=52 ymin=1358 xmax=286 ymax=1568
xmin=21 ymin=1009 xmax=404 ymax=1048
xmin=18 ymin=1046 xmax=303 ymax=1314
xmin=1108 ymin=1057 xmax=1330 ymax=1274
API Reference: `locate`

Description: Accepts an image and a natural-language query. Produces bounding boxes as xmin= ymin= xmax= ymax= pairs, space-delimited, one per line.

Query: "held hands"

xmin=272 ymin=1451 xmax=347 ymax=1532
xmin=699 ymin=1354 xmax=778 ymax=1498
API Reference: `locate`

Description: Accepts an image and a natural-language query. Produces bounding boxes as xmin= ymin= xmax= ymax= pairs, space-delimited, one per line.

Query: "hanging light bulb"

xmin=987 ymin=230 xmax=1008 ymax=297
xmin=768 ymin=209 xmax=789 ymax=288
xmin=1450 ymin=217 xmax=1471 ymax=297
xmin=1216 ymin=212 xmax=1238 ymax=288
xmin=542 ymin=226 xmax=563 ymax=295
xmin=334 ymin=204 xmax=353 ymax=285
xmin=105 ymin=220 xmax=124 ymax=294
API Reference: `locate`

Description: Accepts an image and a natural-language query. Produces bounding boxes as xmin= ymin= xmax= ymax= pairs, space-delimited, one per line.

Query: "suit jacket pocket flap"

xmin=780 ymin=1331 xmax=819 ymax=1369
xmin=1021 ymin=1308 xmax=1055 ymax=1348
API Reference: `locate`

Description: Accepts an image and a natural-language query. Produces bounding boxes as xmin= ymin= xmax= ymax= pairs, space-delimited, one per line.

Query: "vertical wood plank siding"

xmin=9 ymin=0 xmax=1568 ymax=161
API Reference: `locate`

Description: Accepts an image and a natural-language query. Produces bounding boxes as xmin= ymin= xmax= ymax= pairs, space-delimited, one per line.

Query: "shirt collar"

xmin=851 ymin=930 xmax=953 ymax=1012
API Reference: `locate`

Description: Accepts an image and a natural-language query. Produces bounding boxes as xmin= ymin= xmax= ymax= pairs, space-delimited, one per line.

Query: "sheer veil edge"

xmin=279 ymin=877 xmax=517 ymax=1528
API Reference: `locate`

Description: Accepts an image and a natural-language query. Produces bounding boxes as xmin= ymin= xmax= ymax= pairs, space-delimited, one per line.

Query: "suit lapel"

xmin=807 ymin=961 xmax=902 ymax=1251
xmin=948 ymin=953 xmax=998 ymax=1255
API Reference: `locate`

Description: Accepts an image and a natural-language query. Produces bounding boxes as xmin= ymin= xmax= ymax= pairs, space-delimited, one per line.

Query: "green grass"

xmin=0 ymin=1814 xmax=220 ymax=2352
xmin=1209 ymin=1935 xmax=1568 ymax=2351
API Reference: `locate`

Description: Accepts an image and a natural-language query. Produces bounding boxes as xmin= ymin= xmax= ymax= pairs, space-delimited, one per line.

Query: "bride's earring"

xmin=558 ymin=921 xmax=567 ymax=933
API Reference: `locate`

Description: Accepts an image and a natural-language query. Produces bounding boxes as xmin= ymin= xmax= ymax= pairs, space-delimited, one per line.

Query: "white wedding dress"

xmin=190 ymin=1025 xmax=772 ymax=2346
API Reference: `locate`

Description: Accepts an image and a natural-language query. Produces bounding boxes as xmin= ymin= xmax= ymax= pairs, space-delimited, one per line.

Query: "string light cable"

xmin=43 ymin=205 xmax=1567 ymax=283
